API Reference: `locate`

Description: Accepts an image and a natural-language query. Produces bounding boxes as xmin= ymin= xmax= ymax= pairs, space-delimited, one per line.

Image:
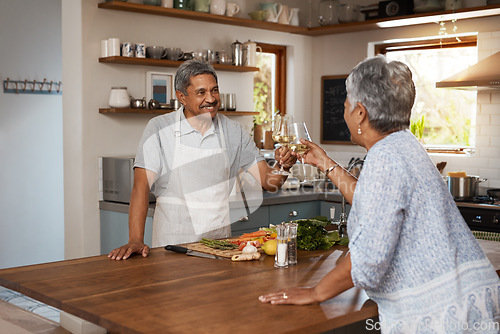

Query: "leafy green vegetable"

xmin=292 ymin=217 xmax=349 ymax=251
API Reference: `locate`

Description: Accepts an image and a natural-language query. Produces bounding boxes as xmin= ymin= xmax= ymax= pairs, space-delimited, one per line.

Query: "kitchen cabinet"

xmin=98 ymin=1 xmax=500 ymax=36
xmin=269 ymin=201 xmax=321 ymax=225
xmin=100 ymin=210 xmax=153 ymax=254
xmin=230 ymin=201 xmax=327 ymax=236
xmin=100 ymin=195 xmax=347 ymax=245
xmin=230 ymin=205 xmax=269 ymax=235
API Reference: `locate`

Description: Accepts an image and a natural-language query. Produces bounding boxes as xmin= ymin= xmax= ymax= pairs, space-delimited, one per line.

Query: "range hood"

xmin=436 ymin=51 xmax=500 ymax=91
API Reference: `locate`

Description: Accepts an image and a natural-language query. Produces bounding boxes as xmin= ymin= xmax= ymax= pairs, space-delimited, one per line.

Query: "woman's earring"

xmin=357 ymin=125 xmax=362 ymax=135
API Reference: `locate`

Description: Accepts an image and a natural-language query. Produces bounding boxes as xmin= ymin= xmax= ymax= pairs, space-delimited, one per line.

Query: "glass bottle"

xmin=274 ymin=223 xmax=288 ymax=268
xmin=318 ymin=0 xmax=340 ymax=26
xmin=287 ymin=222 xmax=298 ymax=265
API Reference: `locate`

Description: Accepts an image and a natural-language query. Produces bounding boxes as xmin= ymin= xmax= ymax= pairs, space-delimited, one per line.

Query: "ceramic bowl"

xmin=248 ymin=10 xmax=268 ymax=21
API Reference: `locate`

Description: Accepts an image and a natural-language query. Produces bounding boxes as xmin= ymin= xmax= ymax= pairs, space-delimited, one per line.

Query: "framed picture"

xmin=320 ymin=75 xmax=353 ymax=145
xmin=146 ymin=71 xmax=174 ymax=104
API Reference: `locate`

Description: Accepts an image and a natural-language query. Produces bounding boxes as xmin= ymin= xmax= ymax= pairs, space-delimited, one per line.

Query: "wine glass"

xmin=272 ymin=115 xmax=293 ymax=175
xmin=289 ymin=122 xmax=312 ymax=183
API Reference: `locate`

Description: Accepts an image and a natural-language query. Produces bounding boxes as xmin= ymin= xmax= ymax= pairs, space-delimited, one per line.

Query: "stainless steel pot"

xmin=447 ymin=175 xmax=487 ymax=200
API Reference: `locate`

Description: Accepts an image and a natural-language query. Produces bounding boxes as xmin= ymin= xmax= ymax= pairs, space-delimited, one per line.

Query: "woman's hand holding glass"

xmin=294 ymin=138 xmax=331 ymax=172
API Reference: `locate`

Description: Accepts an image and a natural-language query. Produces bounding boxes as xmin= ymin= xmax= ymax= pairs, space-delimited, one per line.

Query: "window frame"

xmin=374 ymin=35 xmax=477 ymax=155
xmin=255 ymin=42 xmax=287 ymax=116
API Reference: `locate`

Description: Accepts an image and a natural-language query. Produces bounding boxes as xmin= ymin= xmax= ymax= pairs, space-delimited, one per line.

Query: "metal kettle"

xmin=231 ymin=40 xmax=243 ymax=66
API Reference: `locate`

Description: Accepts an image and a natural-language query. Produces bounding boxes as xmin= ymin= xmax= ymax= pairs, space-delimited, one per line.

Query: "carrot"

xmin=239 ymin=230 xmax=267 ymax=238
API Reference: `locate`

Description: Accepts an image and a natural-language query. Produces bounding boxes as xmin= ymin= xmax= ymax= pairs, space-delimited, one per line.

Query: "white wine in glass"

xmin=289 ymin=122 xmax=312 ymax=183
xmin=272 ymin=115 xmax=293 ymax=175
xmin=289 ymin=122 xmax=311 ymax=154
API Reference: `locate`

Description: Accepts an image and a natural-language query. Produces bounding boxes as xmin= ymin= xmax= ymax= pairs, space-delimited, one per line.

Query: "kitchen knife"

xmin=164 ymin=245 xmax=224 ymax=260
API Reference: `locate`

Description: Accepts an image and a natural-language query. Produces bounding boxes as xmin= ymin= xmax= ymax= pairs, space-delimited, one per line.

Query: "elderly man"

xmin=109 ymin=60 xmax=295 ymax=260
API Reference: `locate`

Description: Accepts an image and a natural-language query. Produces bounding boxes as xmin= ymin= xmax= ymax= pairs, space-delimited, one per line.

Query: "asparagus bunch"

xmin=200 ymin=238 xmax=239 ymax=250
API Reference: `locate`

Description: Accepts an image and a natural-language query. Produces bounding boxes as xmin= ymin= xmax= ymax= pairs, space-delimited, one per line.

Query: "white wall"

xmin=0 ymin=0 xmax=64 ymax=269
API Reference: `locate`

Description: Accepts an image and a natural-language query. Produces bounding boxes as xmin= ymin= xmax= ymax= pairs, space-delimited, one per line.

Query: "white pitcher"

xmin=243 ymin=40 xmax=262 ymax=67
xmin=260 ymin=2 xmax=281 ymax=23
xmin=289 ymin=7 xmax=300 ymax=26
xmin=277 ymin=4 xmax=292 ymax=25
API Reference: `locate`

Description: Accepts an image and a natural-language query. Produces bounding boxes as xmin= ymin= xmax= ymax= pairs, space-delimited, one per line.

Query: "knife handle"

xmin=164 ymin=245 xmax=189 ymax=254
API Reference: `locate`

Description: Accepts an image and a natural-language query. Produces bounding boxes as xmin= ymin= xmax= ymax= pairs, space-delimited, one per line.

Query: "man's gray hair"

xmin=345 ymin=55 xmax=416 ymax=134
xmin=174 ymin=59 xmax=218 ymax=95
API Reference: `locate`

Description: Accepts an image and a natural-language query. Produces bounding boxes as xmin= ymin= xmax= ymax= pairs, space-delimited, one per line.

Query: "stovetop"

xmin=455 ymin=196 xmax=500 ymax=210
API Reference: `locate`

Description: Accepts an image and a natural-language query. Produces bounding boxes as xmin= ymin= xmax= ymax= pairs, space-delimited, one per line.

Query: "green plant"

xmin=410 ymin=114 xmax=425 ymax=140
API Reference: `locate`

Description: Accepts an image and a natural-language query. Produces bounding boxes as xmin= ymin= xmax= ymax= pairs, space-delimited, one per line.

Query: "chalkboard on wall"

xmin=321 ymin=75 xmax=353 ymax=145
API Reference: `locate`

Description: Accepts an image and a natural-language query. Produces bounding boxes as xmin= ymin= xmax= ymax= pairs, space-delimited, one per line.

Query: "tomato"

xmin=238 ymin=242 xmax=247 ymax=251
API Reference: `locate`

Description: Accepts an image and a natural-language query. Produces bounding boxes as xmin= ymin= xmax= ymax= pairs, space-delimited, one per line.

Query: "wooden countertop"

xmin=0 ymin=246 xmax=377 ymax=334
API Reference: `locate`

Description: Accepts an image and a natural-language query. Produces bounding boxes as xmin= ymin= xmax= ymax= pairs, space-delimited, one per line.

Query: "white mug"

xmin=210 ymin=0 xmax=226 ymax=15
xmin=107 ymin=38 xmax=120 ymax=57
xmin=225 ymin=2 xmax=240 ymax=17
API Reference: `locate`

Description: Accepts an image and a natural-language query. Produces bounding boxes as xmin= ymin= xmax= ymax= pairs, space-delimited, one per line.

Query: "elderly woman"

xmin=259 ymin=55 xmax=500 ymax=333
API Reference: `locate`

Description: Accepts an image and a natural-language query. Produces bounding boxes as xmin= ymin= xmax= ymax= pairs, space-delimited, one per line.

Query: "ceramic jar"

xmin=108 ymin=87 xmax=130 ymax=108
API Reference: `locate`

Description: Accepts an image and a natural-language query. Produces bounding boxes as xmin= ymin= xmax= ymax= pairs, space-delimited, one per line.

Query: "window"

xmin=375 ymin=35 xmax=477 ymax=154
xmin=253 ymin=43 xmax=286 ymax=125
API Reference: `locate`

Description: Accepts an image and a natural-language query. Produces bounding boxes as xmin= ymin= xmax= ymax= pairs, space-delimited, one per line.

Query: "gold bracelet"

xmin=324 ymin=164 xmax=339 ymax=177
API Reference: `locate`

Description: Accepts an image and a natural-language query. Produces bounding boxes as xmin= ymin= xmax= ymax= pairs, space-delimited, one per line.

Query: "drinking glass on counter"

xmin=272 ymin=114 xmax=294 ymax=175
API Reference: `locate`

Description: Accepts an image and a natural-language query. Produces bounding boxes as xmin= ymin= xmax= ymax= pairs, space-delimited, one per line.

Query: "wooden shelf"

xmin=99 ymin=108 xmax=258 ymax=116
xmin=301 ymin=4 xmax=500 ymax=36
xmin=98 ymin=1 xmax=308 ymax=34
xmin=98 ymin=56 xmax=259 ymax=72
xmin=98 ymin=1 xmax=500 ymax=36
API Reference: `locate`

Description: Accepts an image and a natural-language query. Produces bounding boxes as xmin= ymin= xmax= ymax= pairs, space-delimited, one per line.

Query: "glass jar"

xmin=318 ymin=0 xmax=340 ymax=26
xmin=274 ymin=223 xmax=289 ymax=268
xmin=338 ymin=3 xmax=361 ymax=23
xmin=287 ymin=223 xmax=298 ymax=265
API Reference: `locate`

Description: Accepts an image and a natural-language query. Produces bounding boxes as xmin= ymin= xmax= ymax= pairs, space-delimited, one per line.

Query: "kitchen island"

xmin=0 ymin=246 xmax=377 ymax=334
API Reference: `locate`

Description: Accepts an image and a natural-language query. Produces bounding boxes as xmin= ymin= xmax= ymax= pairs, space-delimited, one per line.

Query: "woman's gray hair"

xmin=345 ymin=55 xmax=416 ymax=134
xmin=174 ymin=59 xmax=218 ymax=95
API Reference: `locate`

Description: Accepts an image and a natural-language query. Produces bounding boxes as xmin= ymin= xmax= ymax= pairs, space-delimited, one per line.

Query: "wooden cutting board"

xmin=186 ymin=242 xmax=264 ymax=259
